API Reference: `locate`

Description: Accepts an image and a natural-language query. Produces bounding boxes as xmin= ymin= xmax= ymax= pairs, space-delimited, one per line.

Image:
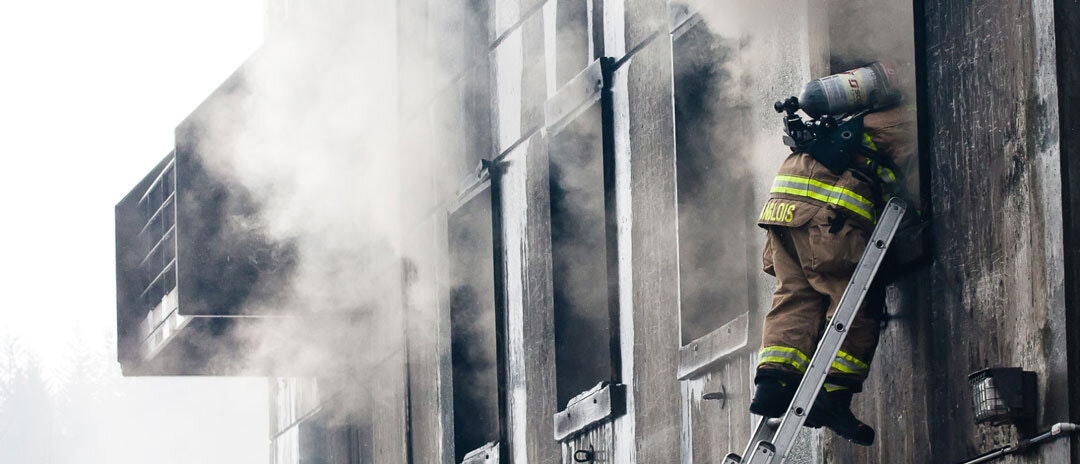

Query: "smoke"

xmin=670 ymin=0 xmax=920 ymax=340
xmin=547 ymin=104 xmax=613 ymax=407
xmin=679 ymin=0 xmax=819 ymax=178
xmin=194 ymin=7 xmax=402 ymax=319
xmin=179 ymin=1 xmax=500 ymax=458
xmin=159 ymin=0 xmax=923 ymax=454
xmin=168 ymin=4 xmax=413 ymax=431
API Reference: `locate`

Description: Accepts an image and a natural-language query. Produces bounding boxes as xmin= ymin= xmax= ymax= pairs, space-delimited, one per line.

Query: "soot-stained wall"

xmin=121 ymin=0 xmax=1080 ymax=462
xmin=835 ymin=1 xmax=1070 ymax=463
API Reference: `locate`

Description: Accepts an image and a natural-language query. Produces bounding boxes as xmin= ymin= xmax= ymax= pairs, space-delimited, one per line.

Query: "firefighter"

xmin=748 ymin=68 xmax=916 ymax=446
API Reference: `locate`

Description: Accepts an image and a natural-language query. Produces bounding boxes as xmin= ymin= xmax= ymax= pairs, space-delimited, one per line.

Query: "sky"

xmin=0 ymin=1 xmax=270 ymax=462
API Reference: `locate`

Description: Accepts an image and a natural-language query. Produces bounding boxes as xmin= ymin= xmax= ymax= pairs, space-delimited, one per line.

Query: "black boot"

xmin=749 ymin=378 xmax=796 ymax=418
xmin=806 ymin=389 xmax=875 ymax=446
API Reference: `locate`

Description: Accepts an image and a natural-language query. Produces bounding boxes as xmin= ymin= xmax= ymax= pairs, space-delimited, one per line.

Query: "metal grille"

xmin=970 ymin=371 xmax=1010 ymax=424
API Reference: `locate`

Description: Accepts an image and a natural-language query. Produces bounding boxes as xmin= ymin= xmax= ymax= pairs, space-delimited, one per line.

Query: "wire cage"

xmin=969 ymin=370 xmax=1010 ymax=424
xmin=968 ymin=367 xmax=1037 ymax=427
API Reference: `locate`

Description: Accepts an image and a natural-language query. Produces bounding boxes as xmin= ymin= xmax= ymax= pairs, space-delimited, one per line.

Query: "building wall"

xmin=836 ymin=1 xmax=1071 ymax=463
xmin=138 ymin=0 xmax=1079 ymax=463
xmin=1057 ymin=0 xmax=1080 ymax=461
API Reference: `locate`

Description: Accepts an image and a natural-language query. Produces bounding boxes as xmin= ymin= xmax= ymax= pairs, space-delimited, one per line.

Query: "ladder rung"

xmin=727 ymin=198 xmax=908 ymax=463
xmin=752 ymin=441 xmax=777 ymax=461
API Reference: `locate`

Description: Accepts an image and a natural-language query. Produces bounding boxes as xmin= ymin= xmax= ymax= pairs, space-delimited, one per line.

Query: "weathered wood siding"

xmin=389 ymin=1 xmax=1077 ymax=463
xmin=683 ymin=357 xmax=752 ymax=463
xmin=1057 ymin=0 xmax=1080 ymax=461
xmin=561 ymin=421 xmax=615 ymax=463
xmin=612 ymin=1 xmax=683 ymax=462
xmin=492 ymin=1 xmax=560 ymax=463
xmin=833 ymin=2 xmax=1070 ymax=463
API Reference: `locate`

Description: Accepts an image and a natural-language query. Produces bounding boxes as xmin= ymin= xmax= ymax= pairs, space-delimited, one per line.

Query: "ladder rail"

xmin=738 ymin=198 xmax=908 ymax=464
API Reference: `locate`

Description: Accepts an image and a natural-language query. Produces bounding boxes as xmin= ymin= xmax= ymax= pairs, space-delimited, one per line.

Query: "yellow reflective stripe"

xmin=823 ymin=383 xmax=848 ymax=392
xmin=830 ymin=350 xmax=870 ymax=376
xmin=877 ymin=165 xmax=897 ymax=183
xmin=865 ymin=158 xmax=897 ymax=184
xmin=861 ymin=134 xmax=896 ymax=184
xmin=771 ymin=175 xmax=875 ymax=222
xmin=862 ymin=133 xmax=878 ymax=150
xmin=771 ymin=186 xmax=874 ymax=222
xmin=775 ymin=175 xmax=874 ymax=206
xmin=758 ymin=346 xmax=811 ymax=373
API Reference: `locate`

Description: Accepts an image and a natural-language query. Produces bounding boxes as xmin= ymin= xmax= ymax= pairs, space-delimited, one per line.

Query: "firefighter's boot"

xmin=748 ymin=378 xmax=796 ymax=418
xmin=806 ymin=389 xmax=875 ymax=446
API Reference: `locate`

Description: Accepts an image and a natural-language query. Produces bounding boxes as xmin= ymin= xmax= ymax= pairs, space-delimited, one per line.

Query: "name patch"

xmin=759 ymin=200 xmax=796 ymax=223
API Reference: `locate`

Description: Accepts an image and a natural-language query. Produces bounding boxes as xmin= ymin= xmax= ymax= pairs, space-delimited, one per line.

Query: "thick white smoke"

xmin=196 ymin=4 xmax=403 ymax=320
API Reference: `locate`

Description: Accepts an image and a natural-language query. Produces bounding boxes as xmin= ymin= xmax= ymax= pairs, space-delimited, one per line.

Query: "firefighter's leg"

xmin=750 ymin=225 xmax=829 ymax=418
xmin=800 ymin=209 xmax=883 ymax=391
xmin=798 ymin=208 xmax=880 ymax=445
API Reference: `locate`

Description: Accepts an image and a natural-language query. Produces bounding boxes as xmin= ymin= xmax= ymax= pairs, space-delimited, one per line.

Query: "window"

xmin=671 ymin=14 xmax=755 ymax=344
xmin=548 ymin=86 xmax=613 ymax=408
xmin=826 ymin=0 xmax=922 ymax=209
xmin=554 ymin=0 xmax=593 ymax=86
xmin=447 ymin=188 xmax=501 ymax=461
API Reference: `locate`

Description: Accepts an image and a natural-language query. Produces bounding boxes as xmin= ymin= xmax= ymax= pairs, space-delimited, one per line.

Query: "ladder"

xmin=724 ymin=197 xmax=908 ymax=464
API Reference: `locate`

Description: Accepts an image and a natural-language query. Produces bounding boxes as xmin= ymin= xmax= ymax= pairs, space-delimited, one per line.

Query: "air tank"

xmin=798 ymin=61 xmax=901 ymax=118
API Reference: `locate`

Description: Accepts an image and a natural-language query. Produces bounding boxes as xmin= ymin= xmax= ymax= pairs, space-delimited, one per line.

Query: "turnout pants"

xmin=757 ymin=206 xmax=884 ymax=392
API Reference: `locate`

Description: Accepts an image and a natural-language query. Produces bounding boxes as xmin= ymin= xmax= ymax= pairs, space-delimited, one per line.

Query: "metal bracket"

xmin=544 ymin=58 xmax=613 ymax=135
xmin=573 ymin=446 xmax=596 ymax=463
xmin=702 ymin=384 xmax=728 ymax=409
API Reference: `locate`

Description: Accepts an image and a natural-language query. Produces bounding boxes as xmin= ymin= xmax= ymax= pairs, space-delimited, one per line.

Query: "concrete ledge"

xmin=677 ymin=312 xmax=750 ymax=380
xmin=553 ymin=382 xmax=626 ymax=441
xmin=461 ymin=441 xmax=499 ymax=464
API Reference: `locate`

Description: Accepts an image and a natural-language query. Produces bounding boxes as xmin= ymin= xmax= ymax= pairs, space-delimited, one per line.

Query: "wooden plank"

xmin=683 ymin=355 xmax=755 ymax=463
xmin=461 ymin=441 xmax=500 ymax=464
xmin=553 ymin=383 xmax=626 ymax=441
xmin=689 ymin=371 xmax=724 ymax=463
xmin=497 ymin=134 xmax=560 ymax=463
xmin=678 ymin=312 xmax=750 ymax=380
xmin=544 ymin=58 xmax=605 ymax=135
xmin=560 ymin=419 xmax=614 ymax=463
xmin=616 ymin=4 xmax=683 ymax=461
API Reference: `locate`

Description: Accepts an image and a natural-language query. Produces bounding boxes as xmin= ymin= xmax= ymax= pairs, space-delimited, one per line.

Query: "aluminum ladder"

xmin=724 ymin=197 xmax=908 ymax=464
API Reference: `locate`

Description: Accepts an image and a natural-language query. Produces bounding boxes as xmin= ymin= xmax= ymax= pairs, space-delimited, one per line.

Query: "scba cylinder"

xmin=798 ymin=61 xmax=901 ymax=118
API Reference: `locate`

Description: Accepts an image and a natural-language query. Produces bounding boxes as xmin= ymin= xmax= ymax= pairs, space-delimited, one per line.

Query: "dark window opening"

xmin=447 ymin=188 xmax=500 ymax=462
xmin=672 ymin=17 xmax=754 ymax=344
xmin=826 ymin=0 xmax=922 ymax=210
xmin=548 ymin=104 xmax=612 ymax=408
xmin=128 ymin=163 xmax=180 ymax=318
xmin=298 ymin=420 xmax=365 ymax=464
xmin=173 ymin=144 xmax=297 ymax=316
xmin=455 ymin=0 xmax=492 ymax=180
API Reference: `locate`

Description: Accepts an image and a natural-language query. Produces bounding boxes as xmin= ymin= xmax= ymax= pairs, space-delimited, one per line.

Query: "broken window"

xmin=671 ymin=14 xmax=755 ymax=344
xmin=447 ymin=187 xmax=501 ymax=462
